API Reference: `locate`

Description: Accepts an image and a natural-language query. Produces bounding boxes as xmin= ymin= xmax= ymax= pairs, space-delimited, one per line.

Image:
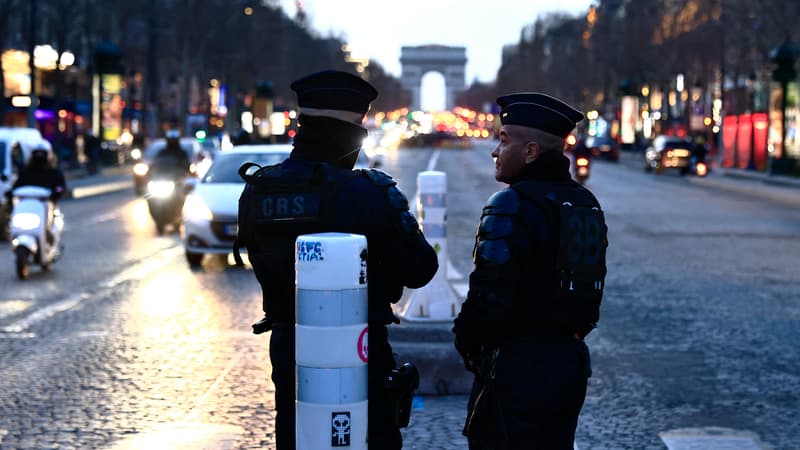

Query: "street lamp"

xmin=769 ymin=38 xmax=798 ymax=174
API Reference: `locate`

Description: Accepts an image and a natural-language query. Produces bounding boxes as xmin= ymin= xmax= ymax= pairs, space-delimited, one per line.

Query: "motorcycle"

xmin=146 ymin=175 xmax=186 ymax=235
xmin=575 ymin=155 xmax=591 ymax=185
xmin=9 ymin=186 xmax=64 ymax=280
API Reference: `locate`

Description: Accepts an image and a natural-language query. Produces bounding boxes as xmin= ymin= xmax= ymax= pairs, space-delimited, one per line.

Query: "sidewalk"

xmin=689 ymin=165 xmax=800 ymax=206
xmin=63 ymin=164 xmax=134 ymax=199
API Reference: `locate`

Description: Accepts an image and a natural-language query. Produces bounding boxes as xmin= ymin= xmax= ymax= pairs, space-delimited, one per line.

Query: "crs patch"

xmin=255 ymin=192 xmax=320 ymax=222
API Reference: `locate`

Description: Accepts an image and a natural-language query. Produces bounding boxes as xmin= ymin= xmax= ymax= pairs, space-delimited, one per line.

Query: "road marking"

xmin=70 ymin=180 xmax=133 ymax=199
xmin=1 ymin=293 xmax=90 ymax=333
xmin=0 ymin=299 xmax=34 ymax=320
xmin=452 ymin=282 xmax=468 ymax=300
xmin=426 ymin=149 xmax=441 ymax=172
xmin=108 ymin=423 xmax=244 ymax=450
xmin=86 ymin=210 xmax=122 ymax=225
xmin=1 ymin=246 xmax=182 ymax=335
xmin=447 ymin=259 xmax=463 ymax=280
xmin=660 ymin=427 xmax=766 ymax=450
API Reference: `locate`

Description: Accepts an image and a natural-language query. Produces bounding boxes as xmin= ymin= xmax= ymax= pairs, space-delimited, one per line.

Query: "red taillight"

xmin=576 ymin=157 xmax=589 ymax=167
xmin=696 ymin=162 xmax=708 ymax=176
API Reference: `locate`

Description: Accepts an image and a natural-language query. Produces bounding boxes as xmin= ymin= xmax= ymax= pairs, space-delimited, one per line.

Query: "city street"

xmin=1 ymin=139 xmax=799 ymax=449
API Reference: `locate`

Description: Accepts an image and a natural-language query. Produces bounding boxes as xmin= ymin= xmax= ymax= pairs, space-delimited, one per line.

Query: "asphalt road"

xmin=0 ymin=140 xmax=798 ymax=449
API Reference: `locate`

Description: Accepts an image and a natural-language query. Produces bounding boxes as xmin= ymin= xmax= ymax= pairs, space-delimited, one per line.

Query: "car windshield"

xmin=202 ymin=152 xmax=289 ymax=183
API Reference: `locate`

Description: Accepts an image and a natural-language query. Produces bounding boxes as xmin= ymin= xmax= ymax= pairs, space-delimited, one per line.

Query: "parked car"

xmin=0 ymin=127 xmax=52 ymax=240
xmin=644 ymin=135 xmax=694 ymax=175
xmin=181 ymin=144 xmax=292 ymax=266
xmin=132 ymin=138 xmax=213 ymax=195
xmin=585 ymin=135 xmax=619 ymax=161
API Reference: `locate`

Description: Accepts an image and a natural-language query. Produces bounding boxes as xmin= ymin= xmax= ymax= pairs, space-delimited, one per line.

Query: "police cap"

xmin=496 ymin=92 xmax=584 ymax=138
xmin=291 ymin=70 xmax=378 ymax=122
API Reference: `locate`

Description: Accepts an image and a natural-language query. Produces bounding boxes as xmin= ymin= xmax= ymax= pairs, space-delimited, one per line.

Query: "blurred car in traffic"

xmin=0 ymin=127 xmax=52 ymax=240
xmin=180 ymin=144 xmax=377 ymax=266
xmin=644 ymin=135 xmax=694 ymax=175
xmin=132 ymin=138 xmax=215 ymax=195
xmin=586 ymin=135 xmax=619 ymax=161
xmin=181 ymin=144 xmax=292 ymax=266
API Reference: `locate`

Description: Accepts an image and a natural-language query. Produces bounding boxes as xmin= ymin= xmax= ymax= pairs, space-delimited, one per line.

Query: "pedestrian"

xmin=452 ymin=92 xmax=608 ymax=449
xmin=236 ymin=70 xmax=439 ymax=449
xmin=83 ymin=130 xmax=101 ymax=174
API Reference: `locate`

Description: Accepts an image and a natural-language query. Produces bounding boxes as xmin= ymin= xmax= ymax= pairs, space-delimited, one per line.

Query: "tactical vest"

xmin=234 ymin=160 xmax=360 ymax=323
xmin=511 ymin=180 xmax=608 ymax=332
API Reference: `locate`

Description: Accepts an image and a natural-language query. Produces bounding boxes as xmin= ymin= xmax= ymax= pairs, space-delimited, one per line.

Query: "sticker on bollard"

xmin=331 ymin=412 xmax=351 ymax=447
xmin=357 ymin=326 xmax=368 ymax=363
xmin=296 ymin=233 xmax=368 ymax=450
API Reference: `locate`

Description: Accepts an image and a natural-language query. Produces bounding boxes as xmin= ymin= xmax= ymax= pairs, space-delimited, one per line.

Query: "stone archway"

xmin=400 ymin=45 xmax=467 ymax=111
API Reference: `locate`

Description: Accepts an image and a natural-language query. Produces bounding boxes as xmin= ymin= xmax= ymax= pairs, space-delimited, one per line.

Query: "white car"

xmin=181 ymin=144 xmax=377 ymax=267
xmin=181 ymin=144 xmax=292 ymax=266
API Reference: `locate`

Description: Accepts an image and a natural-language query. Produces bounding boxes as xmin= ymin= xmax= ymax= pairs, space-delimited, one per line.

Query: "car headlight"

xmin=133 ymin=162 xmax=149 ymax=176
xmin=11 ymin=212 xmax=41 ymax=230
xmin=131 ymin=148 xmax=142 ymax=160
xmin=147 ymin=180 xmax=175 ymax=198
xmin=182 ymin=194 xmax=213 ymax=222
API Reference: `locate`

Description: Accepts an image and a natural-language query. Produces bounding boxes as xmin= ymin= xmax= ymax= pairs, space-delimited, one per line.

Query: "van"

xmin=0 ymin=127 xmax=51 ymax=240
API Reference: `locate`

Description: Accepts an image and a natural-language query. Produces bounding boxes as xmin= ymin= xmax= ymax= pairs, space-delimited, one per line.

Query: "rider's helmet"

xmin=29 ymin=143 xmax=52 ymax=169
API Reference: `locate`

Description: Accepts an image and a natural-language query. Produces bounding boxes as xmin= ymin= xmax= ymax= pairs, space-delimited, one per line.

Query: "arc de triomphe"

xmin=400 ymin=45 xmax=467 ymax=111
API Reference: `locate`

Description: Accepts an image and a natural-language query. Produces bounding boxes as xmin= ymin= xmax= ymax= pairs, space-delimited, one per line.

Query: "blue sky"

xmin=276 ymin=0 xmax=594 ymax=83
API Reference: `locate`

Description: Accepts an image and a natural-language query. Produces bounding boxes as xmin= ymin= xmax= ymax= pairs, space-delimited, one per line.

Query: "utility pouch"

xmin=384 ymin=362 xmax=419 ymax=428
xmin=251 ymin=316 xmax=273 ymax=335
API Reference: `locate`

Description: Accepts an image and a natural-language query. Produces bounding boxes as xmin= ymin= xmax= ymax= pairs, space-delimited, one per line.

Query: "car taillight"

xmin=577 ymin=157 xmax=589 ymax=167
xmin=696 ymin=162 xmax=708 ymax=176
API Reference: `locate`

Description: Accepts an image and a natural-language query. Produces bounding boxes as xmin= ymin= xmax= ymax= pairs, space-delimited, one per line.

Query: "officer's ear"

xmin=524 ymin=140 xmax=540 ymax=164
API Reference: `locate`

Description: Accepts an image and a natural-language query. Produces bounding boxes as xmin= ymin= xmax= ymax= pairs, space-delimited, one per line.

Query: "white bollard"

xmin=397 ymin=171 xmax=460 ymax=321
xmin=295 ymin=233 xmax=369 ymax=450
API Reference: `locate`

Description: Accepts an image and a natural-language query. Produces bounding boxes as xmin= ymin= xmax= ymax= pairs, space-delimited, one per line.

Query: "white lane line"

xmin=452 ymin=282 xmax=469 ymax=300
xmin=1 ymin=292 xmax=91 ymax=333
xmin=660 ymin=427 xmax=766 ymax=450
xmin=447 ymin=259 xmax=463 ymax=280
xmin=426 ymin=149 xmax=441 ymax=172
xmin=70 ymin=180 xmax=133 ymax=199
xmin=0 ymin=299 xmax=34 ymax=320
xmin=86 ymin=210 xmax=122 ymax=225
xmin=1 ymin=246 xmax=182 ymax=334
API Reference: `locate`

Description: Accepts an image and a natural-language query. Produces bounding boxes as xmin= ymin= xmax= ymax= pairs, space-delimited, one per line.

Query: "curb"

xmin=66 ymin=180 xmax=134 ymax=200
xmin=689 ymin=172 xmax=800 ymax=207
xmin=389 ymin=322 xmax=472 ymax=396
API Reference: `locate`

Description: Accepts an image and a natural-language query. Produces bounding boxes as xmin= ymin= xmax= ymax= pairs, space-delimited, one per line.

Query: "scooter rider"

xmin=151 ymin=128 xmax=191 ymax=179
xmin=9 ymin=144 xmax=66 ymax=243
xmin=11 ymin=145 xmax=66 ymax=201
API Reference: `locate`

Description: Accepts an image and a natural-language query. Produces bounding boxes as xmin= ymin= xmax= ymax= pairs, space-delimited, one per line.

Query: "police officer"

xmin=453 ymin=93 xmax=608 ymax=449
xmin=237 ymin=70 xmax=438 ymax=449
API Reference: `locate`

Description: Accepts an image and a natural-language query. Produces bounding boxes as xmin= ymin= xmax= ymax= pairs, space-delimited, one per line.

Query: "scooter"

xmin=575 ymin=156 xmax=591 ymax=185
xmin=146 ymin=175 xmax=186 ymax=235
xmin=9 ymin=186 xmax=64 ymax=280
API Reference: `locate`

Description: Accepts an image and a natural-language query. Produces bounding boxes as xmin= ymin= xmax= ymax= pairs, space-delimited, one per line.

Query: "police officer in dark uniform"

xmin=237 ymin=70 xmax=438 ymax=449
xmin=453 ymin=93 xmax=608 ymax=449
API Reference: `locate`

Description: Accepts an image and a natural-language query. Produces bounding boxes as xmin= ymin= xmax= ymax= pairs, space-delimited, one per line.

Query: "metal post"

xmin=26 ymin=0 xmax=38 ymax=128
xmin=295 ymin=233 xmax=368 ymax=450
xmin=396 ymin=171 xmax=459 ymax=321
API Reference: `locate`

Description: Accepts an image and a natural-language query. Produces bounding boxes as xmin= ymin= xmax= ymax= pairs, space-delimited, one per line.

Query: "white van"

xmin=0 ymin=127 xmax=52 ymax=240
